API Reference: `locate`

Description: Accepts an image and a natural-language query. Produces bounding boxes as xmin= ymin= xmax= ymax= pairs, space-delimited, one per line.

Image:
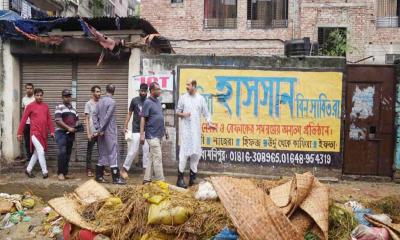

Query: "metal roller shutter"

xmin=21 ymin=58 xmax=73 ymax=162
xmin=75 ymin=58 xmax=129 ymax=164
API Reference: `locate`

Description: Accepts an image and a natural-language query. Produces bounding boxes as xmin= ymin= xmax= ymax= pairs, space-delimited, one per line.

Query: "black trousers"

xmin=86 ymin=137 xmax=98 ymax=170
xmin=23 ymin=124 xmax=32 ymax=160
xmin=56 ymin=130 xmax=75 ymax=175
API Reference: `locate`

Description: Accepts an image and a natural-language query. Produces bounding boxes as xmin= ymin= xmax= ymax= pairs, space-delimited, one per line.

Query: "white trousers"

xmin=27 ymin=135 xmax=48 ymax=174
xmin=178 ymin=150 xmax=201 ymax=173
xmin=123 ymin=133 xmax=149 ymax=171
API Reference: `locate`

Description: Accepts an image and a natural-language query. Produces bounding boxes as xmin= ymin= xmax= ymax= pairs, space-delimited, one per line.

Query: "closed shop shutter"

xmin=21 ymin=58 xmax=73 ymax=162
xmin=75 ymin=58 xmax=129 ymax=164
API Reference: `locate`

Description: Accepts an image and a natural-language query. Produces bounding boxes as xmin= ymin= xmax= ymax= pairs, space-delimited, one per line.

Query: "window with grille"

xmin=172 ymin=0 xmax=183 ymax=3
xmin=204 ymin=0 xmax=237 ymax=29
xmin=247 ymin=0 xmax=288 ymax=29
xmin=377 ymin=0 xmax=400 ymax=27
xmin=385 ymin=54 xmax=400 ymax=64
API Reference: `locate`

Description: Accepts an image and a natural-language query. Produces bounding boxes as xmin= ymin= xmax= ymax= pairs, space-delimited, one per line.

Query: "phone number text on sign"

xmin=201 ymin=148 xmax=337 ymax=166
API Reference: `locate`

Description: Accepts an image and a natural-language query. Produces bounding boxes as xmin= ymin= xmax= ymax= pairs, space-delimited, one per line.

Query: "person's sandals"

xmin=87 ymin=169 xmax=94 ymax=177
xmin=143 ymin=180 xmax=151 ymax=185
xmin=58 ymin=174 xmax=65 ymax=181
xmin=120 ymin=169 xmax=129 ymax=180
xmin=25 ymin=170 xmax=35 ymax=178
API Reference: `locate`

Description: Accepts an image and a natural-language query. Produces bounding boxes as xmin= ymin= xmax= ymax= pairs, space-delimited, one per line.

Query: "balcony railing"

xmin=9 ymin=0 xmax=22 ymax=13
xmin=248 ymin=19 xmax=288 ymax=29
xmin=7 ymin=0 xmax=48 ymax=18
xmin=204 ymin=18 xmax=237 ymax=29
xmin=377 ymin=16 xmax=399 ymax=28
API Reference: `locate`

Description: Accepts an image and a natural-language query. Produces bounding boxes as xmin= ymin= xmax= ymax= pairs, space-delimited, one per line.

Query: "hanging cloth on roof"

xmin=78 ymin=18 xmax=120 ymax=51
xmin=15 ymin=26 xmax=63 ymax=45
xmin=78 ymin=17 xmax=124 ymax=65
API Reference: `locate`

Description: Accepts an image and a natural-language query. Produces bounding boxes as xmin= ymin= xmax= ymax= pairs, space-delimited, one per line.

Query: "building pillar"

xmin=127 ymin=45 xmax=141 ymax=132
xmin=0 ymin=41 xmax=20 ymax=162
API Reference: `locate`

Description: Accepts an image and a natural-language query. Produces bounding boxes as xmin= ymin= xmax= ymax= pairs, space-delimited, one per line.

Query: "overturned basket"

xmin=211 ymin=176 xmax=303 ymax=240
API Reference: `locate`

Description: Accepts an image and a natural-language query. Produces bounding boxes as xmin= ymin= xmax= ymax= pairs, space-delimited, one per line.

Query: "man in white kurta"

xmin=176 ymin=79 xmax=215 ymax=188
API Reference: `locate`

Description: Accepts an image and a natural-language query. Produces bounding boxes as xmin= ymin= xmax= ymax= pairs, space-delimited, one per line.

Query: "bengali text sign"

xmin=178 ymin=67 xmax=343 ymax=167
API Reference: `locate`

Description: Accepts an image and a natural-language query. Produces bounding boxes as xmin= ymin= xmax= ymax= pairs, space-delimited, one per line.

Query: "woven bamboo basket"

xmin=74 ymin=179 xmax=111 ymax=206
xmin=290 ymin=209 xmax=314 ymax=234
xmin=299 ymin=178 xmax=329 ymax=239
xmin=270 ymin=172 xmax=314 ymax=216
xmin=48 ymin=197 xmax=111 ymax=234
xmin=270 ymin=172 xmax=329 ymax=240
xmin=211 ymin=176 xmax=303 ymax=240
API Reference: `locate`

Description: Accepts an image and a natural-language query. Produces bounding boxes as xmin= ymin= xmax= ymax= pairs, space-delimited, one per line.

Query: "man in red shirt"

xmin=17 ymin=88 xmax=55 ymax=178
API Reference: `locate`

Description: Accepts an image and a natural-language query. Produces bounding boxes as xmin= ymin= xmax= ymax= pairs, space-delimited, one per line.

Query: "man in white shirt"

xmin=176 ymin=79 xmax=216 ymax=188
xmin=21 ymin=83 xmax=35 ymax=161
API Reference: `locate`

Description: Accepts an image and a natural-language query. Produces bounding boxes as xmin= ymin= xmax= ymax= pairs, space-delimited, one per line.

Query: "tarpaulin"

xmin=0 ymin=10 xmax=24 ymax=40
xmin=0 ymin=10 xmax=22 ymax=21
xmin=0 ymin=10 xmax=67 ymax=41
xmin=14 ymin=18 xmax=68 ymax=35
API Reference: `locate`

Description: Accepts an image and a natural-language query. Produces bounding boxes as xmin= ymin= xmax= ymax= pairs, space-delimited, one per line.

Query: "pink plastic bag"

xmin=351 ymin=224 xmax=390 ymax=240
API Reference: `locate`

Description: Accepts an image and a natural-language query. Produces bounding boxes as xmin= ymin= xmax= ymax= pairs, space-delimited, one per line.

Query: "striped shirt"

xmin=55 ymin=103 xmax=79 ymax=131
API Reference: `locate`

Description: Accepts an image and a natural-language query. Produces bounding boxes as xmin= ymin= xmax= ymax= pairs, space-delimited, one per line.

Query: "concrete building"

xmin=141 ymin=0 xmax=400 ymax=64
xmin=0 ymin=3 xmax=172 ymax=165
xmin=6 ymin=0 xmax=132 ymax=18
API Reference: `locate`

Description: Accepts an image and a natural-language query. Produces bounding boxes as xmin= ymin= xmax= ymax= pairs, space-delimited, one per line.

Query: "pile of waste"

xmin=0 ymin=191 xmax=65 ymax=238
xmin=1 ymin=173 xmax=398 ymax=240
xmin=343 ymin=197 xmax=400 ymax=240
xmin=47 ymin=172 xmax=333 ymax=240
xmin=49 ymin=179 xmax=234 ymax=240
xmin=0 ymin=192 xmax=36 ymax=229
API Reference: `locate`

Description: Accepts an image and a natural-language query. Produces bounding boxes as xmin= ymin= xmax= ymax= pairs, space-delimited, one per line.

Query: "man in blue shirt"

xmin=140 ymin=82 xmax=168 ymax=184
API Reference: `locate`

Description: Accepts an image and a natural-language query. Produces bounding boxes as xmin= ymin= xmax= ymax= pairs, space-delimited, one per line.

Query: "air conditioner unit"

xmin=284 ymin=37 xmax=319 ymax=57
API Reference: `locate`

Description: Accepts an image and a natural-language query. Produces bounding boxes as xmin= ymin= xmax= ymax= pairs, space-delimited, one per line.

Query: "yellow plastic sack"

xmin=146 ymin=195 xmax=166 ymax=205
xmin=147 ymin=200 xmax=192 ymax=225
xmin=103 ymin=197 xmax=122 ymax=208
xmin=22 ymin=198 xmax=35 ymax=209
xmin=140 ymin=231 xmax=175 ymax=240
xmin=155 ymin=181 xmax=169 ymax=190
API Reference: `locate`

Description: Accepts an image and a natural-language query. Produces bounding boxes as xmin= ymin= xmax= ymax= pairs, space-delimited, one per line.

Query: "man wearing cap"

xmin=121 ymin=83 xmax=150 ymax=179
xmin=55 ymin=89 xmax=79 ymax=181
xmin=93 ymin=84 xmax=126 ymax=185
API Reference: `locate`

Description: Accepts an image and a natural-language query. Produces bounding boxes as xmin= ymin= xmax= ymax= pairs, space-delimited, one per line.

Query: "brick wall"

xmin=142 ymin=0 xmax=400 ymax=63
